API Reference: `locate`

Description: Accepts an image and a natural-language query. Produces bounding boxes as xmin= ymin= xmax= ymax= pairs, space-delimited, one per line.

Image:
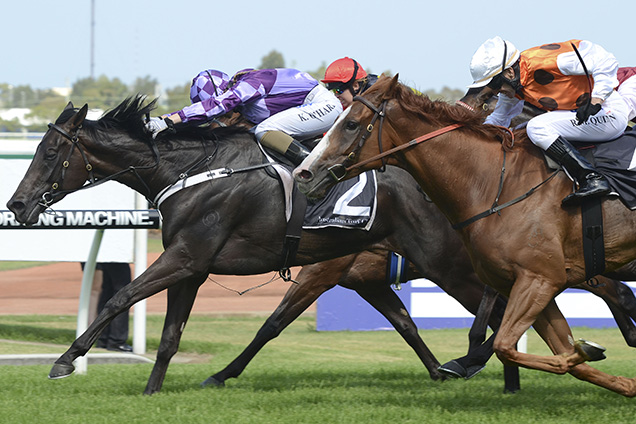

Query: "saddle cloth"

xmin=581 ymin=130 xmax=636 ymax=210
xmin=258 ymin=145 xmax=378 ymax=231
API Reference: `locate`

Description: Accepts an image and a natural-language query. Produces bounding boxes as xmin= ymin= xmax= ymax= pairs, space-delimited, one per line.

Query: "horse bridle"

xmin=43 ymin=123 xmax=97 ymax=207
xmin=327 ymin=95 xmax=463 ymax=182
xmin=42 ymin=121 xmax=162 ymax=208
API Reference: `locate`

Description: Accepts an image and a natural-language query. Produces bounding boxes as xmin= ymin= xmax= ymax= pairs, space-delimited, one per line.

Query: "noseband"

xmin=327 ymin=95 xmax=463 ymax=181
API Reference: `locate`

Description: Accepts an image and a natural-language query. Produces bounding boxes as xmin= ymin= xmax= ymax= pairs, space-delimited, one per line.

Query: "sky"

xmin=2 ymin=0 xmax=633 ymax=98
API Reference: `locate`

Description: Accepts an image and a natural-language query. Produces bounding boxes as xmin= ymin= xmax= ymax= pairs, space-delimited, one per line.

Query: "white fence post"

xmin=74 ymin=229 xmax=105 ymax=375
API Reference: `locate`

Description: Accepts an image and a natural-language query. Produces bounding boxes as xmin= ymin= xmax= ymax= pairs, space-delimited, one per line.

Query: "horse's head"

xmin=457 ymin=86 xmax=544 ymax=127
xmin=7 ymin=102 xmax=93 ymax=225
xmin=456 ymin=86 xmax=499 ymax=114
xmin=294 ymin=74 xmax=403 ymax=199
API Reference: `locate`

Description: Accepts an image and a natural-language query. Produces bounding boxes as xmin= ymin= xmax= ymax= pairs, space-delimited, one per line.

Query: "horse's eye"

xmin=44 ymin=148 xmax=58 ymax=161
xmin=344 ymin=120 xmax=359 ymax=132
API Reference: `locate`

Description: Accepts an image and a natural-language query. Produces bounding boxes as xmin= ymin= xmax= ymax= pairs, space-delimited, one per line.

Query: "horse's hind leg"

xmin=144 ymin=278 xmax=204 ymax=395
xmin=202 ymin=260 xmax=340 ymax=388
xmin=581 ymin=277 xmax=636 ymax=347
xmin=354 ymin=283 xmax=444 ymax=380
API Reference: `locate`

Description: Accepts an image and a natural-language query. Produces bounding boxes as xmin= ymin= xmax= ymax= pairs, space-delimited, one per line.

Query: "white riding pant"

xmin=255 ymin=85 xmax=343 ymax=141
xmin=618 ymin=75 xmax=636 ymax=122
xmin=526 ymin=90 xmax=631 ymax=150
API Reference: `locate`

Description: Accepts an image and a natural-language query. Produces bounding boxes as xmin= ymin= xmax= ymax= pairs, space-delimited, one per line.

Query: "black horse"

xmin=7 ymin=97 xmax=636 ymax=395
xmin=5 ymin=97 xmax=492 ymax=394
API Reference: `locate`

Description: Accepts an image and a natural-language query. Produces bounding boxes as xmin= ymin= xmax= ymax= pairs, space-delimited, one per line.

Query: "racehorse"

xmin=6 ymin=97 xmax=498 ymax=394
xmin=8 ymin=97 xmax=636 ymax=395
xmin=294 ymin=74 xmax=636 ymax=396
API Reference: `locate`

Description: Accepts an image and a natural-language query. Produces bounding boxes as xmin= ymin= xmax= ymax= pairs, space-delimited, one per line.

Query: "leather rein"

xmin=327 ymin=96 xmax=463 ymax=181
xmin=330 ymin=94 xmax=560 ymax=230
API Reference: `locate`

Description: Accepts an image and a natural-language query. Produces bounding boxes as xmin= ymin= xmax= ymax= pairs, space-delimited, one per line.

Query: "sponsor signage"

xmin=317 ymin=278 xmax=636 ymax=330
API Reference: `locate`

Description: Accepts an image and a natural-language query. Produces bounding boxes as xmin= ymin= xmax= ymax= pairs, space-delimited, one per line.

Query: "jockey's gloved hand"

xmin=144 ymin=117 xmax=173 ymax=138
xmin=575 ymin=102 xmax=602 ymax=125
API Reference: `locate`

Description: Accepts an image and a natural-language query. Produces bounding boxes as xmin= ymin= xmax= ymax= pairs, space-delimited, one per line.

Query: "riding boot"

xmin=282 ymin=139 xmax=310 ymax=166
xmin=545 ymin=136 xmax=611 ymax=205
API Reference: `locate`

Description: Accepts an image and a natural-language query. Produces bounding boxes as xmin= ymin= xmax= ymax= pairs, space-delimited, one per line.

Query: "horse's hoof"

xmin=437 ymin=360 xmax=467 ymax=379
xmin=464 ymin=364 xmax=486 ymax=379
xmin=574 ymin=339 xmax=606 ymax=362
xmin=201 ymin=376 xmax=224 ymax=388
xmin=48 ymin=363 xmax=75 ymax=379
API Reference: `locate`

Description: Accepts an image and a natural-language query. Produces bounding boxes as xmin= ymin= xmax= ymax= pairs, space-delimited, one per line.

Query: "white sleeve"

xmin=556 ymin=40 xmax=619 ymax=100
xmin=484 ymin=94 xmax=524 ymax=127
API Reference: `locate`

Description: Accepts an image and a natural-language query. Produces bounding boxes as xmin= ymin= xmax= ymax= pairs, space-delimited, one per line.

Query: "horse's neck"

xmin=91 ymin=131 xmax=262 ymax=200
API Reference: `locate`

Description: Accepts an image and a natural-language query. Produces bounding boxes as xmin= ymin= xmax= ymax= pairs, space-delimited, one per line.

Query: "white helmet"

xmin=468 ymin=36 xmax=520 ymax=88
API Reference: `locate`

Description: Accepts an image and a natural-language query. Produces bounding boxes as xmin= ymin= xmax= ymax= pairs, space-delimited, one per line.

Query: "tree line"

xmin=0 ymin=50 xmax=463 ymax=132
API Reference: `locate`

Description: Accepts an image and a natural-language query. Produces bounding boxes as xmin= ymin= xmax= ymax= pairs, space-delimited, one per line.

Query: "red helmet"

xmin=321 ymin=57 xmax=368 ymax=86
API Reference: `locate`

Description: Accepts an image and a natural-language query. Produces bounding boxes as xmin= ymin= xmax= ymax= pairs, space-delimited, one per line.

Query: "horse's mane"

xmin=61 ymin=94 xmax=251 ymax=145
xmin=371 ymin=77 xmax=513 ymax=147
xmin=96 ymin=95 xmax=157 ymax=138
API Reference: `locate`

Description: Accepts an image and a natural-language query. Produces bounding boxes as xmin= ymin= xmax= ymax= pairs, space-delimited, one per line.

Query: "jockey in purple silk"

xmin=146 ymin=68 xmax=343 ymax=165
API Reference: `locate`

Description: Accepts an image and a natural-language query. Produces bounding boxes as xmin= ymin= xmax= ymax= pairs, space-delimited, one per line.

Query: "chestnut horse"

xmin=294 ymin=75 xmax=636 ymax=397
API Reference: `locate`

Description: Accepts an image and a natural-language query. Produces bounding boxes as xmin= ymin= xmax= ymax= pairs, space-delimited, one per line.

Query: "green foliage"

xmin=155 ymin=82 xmax=190 ymax=116
xmin=306 ymin=61 xmax=327 ymax=82
xmin=258 ymin=49 xmax=285 ymax=69
xmin=424 ymin=85 xmax=465 ymax=102
xmin=130 ymin=75 xmax=159 ymax=98
xmin=71 ymin=75 xmax=130 ymax=109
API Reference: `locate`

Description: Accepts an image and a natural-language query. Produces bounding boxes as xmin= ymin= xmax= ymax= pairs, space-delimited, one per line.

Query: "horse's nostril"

xmin=7 ymin=200 xmax=24 ymax=213
xmin=296 ymin=169 xmax=314 ymax=182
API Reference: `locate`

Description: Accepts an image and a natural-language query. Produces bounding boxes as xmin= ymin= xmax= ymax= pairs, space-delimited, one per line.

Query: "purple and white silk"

xmin=176 ymin=68 xmax=319 ymax=124
xmin=189 ymin=70 xmax=230 ymax=103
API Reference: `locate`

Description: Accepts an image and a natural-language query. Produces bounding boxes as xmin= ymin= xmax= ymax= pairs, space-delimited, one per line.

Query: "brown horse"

xmin=294 ymin=75 xmax=636 ymax=397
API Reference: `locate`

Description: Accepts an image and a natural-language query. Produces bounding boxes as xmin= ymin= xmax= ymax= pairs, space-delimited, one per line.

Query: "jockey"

xmin=321 ymin=57 xmax=378 ymax=109
xmin=468 ymin=36 xmax=632 ymax=205
xmin=145 ymin=68 xmax=343 ymax=166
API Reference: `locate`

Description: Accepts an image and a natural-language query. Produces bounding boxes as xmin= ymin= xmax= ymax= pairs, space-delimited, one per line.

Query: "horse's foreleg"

xmin=49 ymin=248 xmax=206 ymax=380
xmin=492 ymin=276 xmax=576 ymax=373
xmin=355 ymin=284 xmax=444 ymax=380
xmin=498 ymin=297 xmax=602 ymax=371
xmin=202 ymin=262 xmax=338 ymax=388
xmin=144 ymin=279 xmax=203 ymax=395
xmin=532 ymin=305 xmax=636 ymax=397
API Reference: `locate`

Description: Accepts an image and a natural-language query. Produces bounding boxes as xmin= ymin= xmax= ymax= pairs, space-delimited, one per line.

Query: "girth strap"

xmin=581 ymin=196 xmax=605 ymax=281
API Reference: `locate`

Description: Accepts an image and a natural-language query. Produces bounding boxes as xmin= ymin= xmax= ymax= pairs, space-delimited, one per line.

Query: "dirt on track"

xmin=0 ymin=253 xmax=309 ymax=316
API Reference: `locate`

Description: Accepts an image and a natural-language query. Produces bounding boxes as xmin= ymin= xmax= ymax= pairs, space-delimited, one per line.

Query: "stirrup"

xmin=561 ymin=175 xmax=610 ymax=206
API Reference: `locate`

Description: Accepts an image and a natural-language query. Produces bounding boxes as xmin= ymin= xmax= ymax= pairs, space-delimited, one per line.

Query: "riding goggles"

xmin=326 ymin=83 xmax=350 ymax=95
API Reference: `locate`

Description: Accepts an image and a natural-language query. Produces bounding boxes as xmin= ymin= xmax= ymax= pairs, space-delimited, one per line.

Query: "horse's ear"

xmin=64 ymin=101 xmax=75 ymax=111
xmin=69 ymin=104 xmax=88 ymax=129
xmin=381 ymin=73 xmax=400 ymax=101
xmin=388 ymin=74 xmax=400 ymax=94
